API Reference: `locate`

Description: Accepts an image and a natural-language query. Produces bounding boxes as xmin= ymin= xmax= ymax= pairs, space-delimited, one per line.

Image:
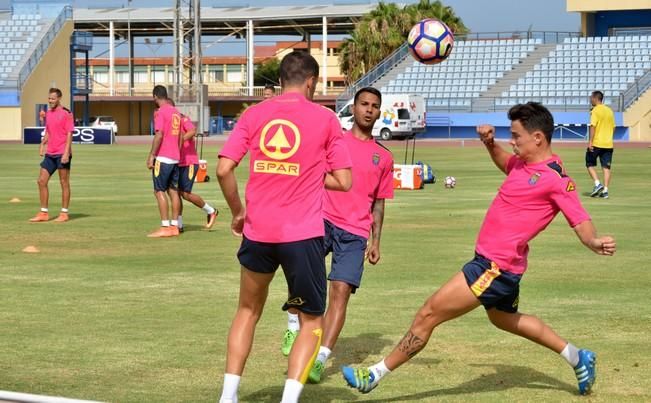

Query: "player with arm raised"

xmin=342 ymin=102 xmax=615 ymax=397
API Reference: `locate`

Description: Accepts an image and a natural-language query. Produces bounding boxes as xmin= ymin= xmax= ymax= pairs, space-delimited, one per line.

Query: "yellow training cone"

xmin=22 ymin=245 xmax=40 ymax=253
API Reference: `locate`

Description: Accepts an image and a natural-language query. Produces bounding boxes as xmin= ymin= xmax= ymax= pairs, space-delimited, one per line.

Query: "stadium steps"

xmin=373 ymin=56 xmax=414 ymax=92
xmin=472 ymin=43 xmax=556 ymax=111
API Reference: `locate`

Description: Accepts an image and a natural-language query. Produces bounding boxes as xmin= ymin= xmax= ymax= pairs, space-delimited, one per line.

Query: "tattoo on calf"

xmin=397 ymin=331 xmax=425 ymax=358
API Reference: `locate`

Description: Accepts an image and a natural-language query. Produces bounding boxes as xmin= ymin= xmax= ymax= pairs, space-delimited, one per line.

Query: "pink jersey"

xmin=45 ymin=106 xmax=74 ymax=155
xmin=179 ymin=116 xmax=199 ymax=167
xmin=475 ymin=155 xmax=590 ymax=275
xmin=324 ymin=131 xmax=394 ymax=239
xmin=219 ymin=92 xmax=351 ymax=243
xmin=153 ymin=103 xmax=181 ymax=162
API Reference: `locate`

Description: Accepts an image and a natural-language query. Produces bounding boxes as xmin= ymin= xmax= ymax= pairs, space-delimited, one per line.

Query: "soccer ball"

xmin=444 ymin=176 xmax=456 ymax=188
xmin=407 ymin=18 xmax=454 ymax=64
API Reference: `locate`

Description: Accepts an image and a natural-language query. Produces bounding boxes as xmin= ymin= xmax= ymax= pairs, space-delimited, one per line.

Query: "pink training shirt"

xmin=324 ymin=131 xmax=394 ymax=239
xmin=475 ymin=155 xmax=591 ymax=275
xmin=179 ymin=116 xmax=199 ymax=167
xmin=154 ymin=103 xmax=181 ymax=162
xmin=45 ymin=106 xmax=74 ymax=155
xmin=219 ymin=92 xmax=352 ymax=243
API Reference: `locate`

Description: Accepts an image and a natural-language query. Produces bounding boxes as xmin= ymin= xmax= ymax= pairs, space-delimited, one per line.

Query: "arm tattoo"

xmin=371 ymin=199 xmax=385 ymax=243
xmin=397 ymin=330 xmax=426 ymax=358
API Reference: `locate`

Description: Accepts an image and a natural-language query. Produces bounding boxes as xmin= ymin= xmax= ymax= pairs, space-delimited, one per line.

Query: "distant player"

xmin=177 ymin=113 xmax=218 ymax=232
xmin=147 ymin=85 xmax=182 ymax=238
xmin=586 ymin=91 xmax=615 ymax=199
xmin=280 ymin=87 xmax=394 ymax=384
xmin=29 ymin=88 xmax=74 ymax=223
xmin=263 ymin=84 xmax=276 ymax=99
xmin=216 ymin=51 xmax=352 ymax=403
xmin=342 ymin=102 xmax=616 ymax=396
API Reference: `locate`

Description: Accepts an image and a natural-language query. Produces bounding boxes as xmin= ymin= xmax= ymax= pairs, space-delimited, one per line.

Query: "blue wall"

xmin=594 ymin=10 xmax=651 ymax=37
xmin=424 ymin=112 xmax=628 ymax=140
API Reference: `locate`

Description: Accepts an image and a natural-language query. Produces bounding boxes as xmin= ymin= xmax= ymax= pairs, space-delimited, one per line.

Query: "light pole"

xmin=144 ymin=38 xmax=164 ymax=84
xmin=127 ymin=0 xmax=132 ymax=96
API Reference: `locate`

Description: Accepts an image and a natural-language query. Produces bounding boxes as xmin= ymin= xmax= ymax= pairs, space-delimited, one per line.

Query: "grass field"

xmin=0 ymin=141 xmax=650 ymax=402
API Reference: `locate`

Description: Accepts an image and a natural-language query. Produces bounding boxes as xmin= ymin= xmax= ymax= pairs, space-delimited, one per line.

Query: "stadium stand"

xmin=0 ymin=13 xmax=48 ymax=88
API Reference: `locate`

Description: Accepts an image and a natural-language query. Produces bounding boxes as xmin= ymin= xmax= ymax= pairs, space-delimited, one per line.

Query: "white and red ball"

xmin=407 ymin=18 xmax=454 ymax=65
xmin=444 ymin=176 xmax=456 ymax=188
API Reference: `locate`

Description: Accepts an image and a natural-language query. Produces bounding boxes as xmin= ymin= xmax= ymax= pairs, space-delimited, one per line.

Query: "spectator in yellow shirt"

xmin=586 ymin=91 xmax=615 ymax=199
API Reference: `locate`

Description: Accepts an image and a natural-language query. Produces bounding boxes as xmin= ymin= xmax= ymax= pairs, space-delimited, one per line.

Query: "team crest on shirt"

xmin=286 ymin=297 xmax=305 ymax=306
xmin=372 ymin=153 xmax=380 ymax=166
xmin=528 ymin=172 xmax=541 ymax=185
xmin=566 ymin=181 xmax=576 ymax=192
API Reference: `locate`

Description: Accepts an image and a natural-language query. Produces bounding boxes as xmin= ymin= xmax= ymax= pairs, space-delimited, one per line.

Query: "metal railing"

xmin=455 ymin=31 xmax=580 ymax=44
xmin=422 ymin=96 xmax=617 ymax=113
xmin=18 ymin=5 xmax=72 ymax=89
xmin=88 ymin=84 xmax=346 ymax=98
xmin=621 ymin=69 xmax=651 ymax=109
xmin=335 ymin=42 xmax=410 ymax=110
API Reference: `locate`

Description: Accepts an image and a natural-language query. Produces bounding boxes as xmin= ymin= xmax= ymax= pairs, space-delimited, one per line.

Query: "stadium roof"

xmin=74 ymin=4 xmax=381 ymax=36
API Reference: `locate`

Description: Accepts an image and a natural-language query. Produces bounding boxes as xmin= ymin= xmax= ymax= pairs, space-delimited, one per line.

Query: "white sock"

xmin=40 ymin=208 xmax=48 ymax=213
xmin=560 ymin=343 xmax=580 ymax=367
xmin=171 ymin=219 xmax=178 ymax=227
xmin=603 ymin=187 xmax=608 ymax=192
xmin=316 ymin=346 xmax=332 ymax=365
xmin=287 ymin=312 xmax=300 ymax=332
xmin=219 ymin=373 xmax=240 ymax=403
xmin=177 ymin=215 xmax=183 ymax=228
xmin=369 ymin=359 xmax=391 ymax=382
xmin=161 ymin=220 xmax=170 ymax=227
xmin=61 ymin=208 xmax=69 ymax=213
xmin=280 ymin=379 xmax=303 ymax=403
xmin=202 ymin=203 xmax=215 ymax=214
xmin=594 ymin=180 xmax=601 ymax=186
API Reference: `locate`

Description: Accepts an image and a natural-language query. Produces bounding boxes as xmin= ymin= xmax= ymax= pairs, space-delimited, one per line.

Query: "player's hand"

xmin=588 ymin=144 xmax=594 ymax=152
xmin=366 ymin=244 xmax=381 ymax=265
xmin=39 ymin=147 xmax=44 ymax=157
xmin=231 ymin=209 xmax=246 ymax=237
xmin=477 ymin=125 xmax=496 ymax=146
xmin=61 ymin=154 xmax=69 ymax=164
xmin=590 ymin=236 xmax=616 ymax=256
xmin=146 ymin=156 xmax=155 ymax=170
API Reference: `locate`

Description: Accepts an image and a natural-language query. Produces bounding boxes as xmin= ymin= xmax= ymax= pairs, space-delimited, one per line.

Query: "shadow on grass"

xmin=361 ymin=363 xmax=576 ymax=402
xmin=242 ymin=385 xmax=356 ymax=402
xmin=68 ymin=213 xmax=91 ymax=221
xmin=327 ymin=332 xmax=396 ymax=378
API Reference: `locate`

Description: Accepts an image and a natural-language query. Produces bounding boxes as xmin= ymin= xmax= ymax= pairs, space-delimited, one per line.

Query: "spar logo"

xmin=254 ymin=119 xmax=301 ymax=176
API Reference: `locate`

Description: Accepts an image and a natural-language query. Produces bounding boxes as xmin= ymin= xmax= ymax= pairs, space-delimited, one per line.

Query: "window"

xmin=207 ymin=65 xmax=224 ymax=82
xmin=226 ymin=65 xmax=242 ymax=83
xmin=133 ymin=67 xmax=148 ymax=84
xmin=339 ymin=104 xmax=352 ymax=118
xmin=152 ymin=68 xmax=165 ymax=84
xmin=397 ymin=108 xmax=410 ymax=120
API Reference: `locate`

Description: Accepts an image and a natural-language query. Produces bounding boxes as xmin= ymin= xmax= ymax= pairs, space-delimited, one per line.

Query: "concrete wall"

xmin=20 ymin=21 xmax=74 ymax=136
xmin=624 ymin=88 xmax=651 ymax=141
xmin=0 ymin=107 xmax=22 ymax=141
xmin=568 ymin=0 xmax=651 ymax=12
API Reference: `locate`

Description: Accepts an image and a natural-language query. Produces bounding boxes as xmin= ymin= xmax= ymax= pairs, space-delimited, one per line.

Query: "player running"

xmin=30 ymin=88 xmax=74 ymax=223
xmin=147 ymin=85 xmax=182 ymax=238
xmin=216 ymin=51 xmax=352 ymax=403
xmin=342 ymin=102 xmax=616 ymax=396
xmin=280 ymin=87 xmax=394 ymax=384
xmin=177 ymin=112 xmax=218 ymax=232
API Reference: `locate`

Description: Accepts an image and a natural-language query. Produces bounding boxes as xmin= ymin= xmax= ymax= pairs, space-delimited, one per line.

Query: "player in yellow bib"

xmin=586 ymin=91 xmax=615 ymax=199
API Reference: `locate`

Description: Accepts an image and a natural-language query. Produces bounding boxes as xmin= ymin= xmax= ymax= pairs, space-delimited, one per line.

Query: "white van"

xmin=337 ymin=94 xmax=425 ymax=140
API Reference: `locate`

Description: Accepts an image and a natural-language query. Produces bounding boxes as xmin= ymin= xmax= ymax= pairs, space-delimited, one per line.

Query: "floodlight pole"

xmin=127 ymin=0 xmax=132 ymax=96
xmin=109 ymin=21 xmax=114 ymax=96
xmin=247 ymin=19 xmax=254 ymax=96
xmin=322 ymin=16 xmax=327 ymax=96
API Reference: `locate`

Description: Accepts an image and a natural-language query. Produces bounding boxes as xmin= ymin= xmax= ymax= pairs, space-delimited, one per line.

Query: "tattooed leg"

xmin=397 ymin=331 xmax=426 ymax=358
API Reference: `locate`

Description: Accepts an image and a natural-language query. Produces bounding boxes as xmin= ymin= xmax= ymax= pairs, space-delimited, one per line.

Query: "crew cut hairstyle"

xmin=508 ymin=102 xmax=554 ymax=143
xmin=354 ymin=86 xmax=382 ymax=105
xmin=153 ymin=85 xmax=168 ymax=99
xmin=279 ymin=51 xmax=319 ymax=87
xmin=592 ymin=90 xmax=604 ymax=102
xmin=49 ymin=87 xmax=62 ymax=98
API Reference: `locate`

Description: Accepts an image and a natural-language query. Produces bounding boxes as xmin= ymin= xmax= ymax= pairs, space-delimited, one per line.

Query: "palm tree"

xmin=340 ymin=0 xmax=468 ymax=83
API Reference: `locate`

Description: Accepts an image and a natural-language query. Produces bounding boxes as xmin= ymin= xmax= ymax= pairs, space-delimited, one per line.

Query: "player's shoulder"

xmin=373 ymin=140 xmax=393 ymax=157
xmin=61 ymin=106 xmax=72 ymax=114
xmin=544 ymin=157 xmax=578 ymax=190
xmin=545 ymin=158 xmax=567 ymax=178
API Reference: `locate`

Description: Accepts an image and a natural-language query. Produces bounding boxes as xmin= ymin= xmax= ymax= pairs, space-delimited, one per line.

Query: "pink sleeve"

xmin=325 ymin=114 xmax=351 ymax=171
xmin=66 ymin=112 xmax=75 ymax=133
xmin=505 ymin=155 xmax=518 ymax=174
xmin=219 ymin=109 xmax=251 ymax=163
xmin=154 ymin=112 xmax=163 ymax=133
xmin=550 ymin=177 xmax=591 ymax=227
xmin=376 ymin=156 xmax=394 ymax=199
xmin=182 ymin=117 xmax=195 ymax=133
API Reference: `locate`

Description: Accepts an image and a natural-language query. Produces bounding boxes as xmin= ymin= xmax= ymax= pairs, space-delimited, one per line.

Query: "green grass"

xmin=0 ymin=142 xmax=650 ymax=402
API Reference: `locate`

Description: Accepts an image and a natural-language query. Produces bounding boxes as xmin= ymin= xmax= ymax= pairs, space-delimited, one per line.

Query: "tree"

xmin=339 ymin=0 xmax=468 ymax=83
xmin=254 ymin=58 xmax=280 ymax=86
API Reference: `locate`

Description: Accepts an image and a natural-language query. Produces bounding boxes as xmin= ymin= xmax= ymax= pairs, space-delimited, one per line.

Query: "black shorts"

xmin=40 ymin=154 xmax=71 ymax=175
xmin=462 ymin=253 xmax=522 ymax=313
xmin=152 ymin=160 xmax=179 ymax=192
xmin=324 ymin=220 xmax=367 ymax=293
xmin=585 ymin=147 xmax=613 ymax=169
xmin=238 ymin=236 xmax=326 ymax=315
xmin=178 ymin=164 xmax=198 ymax=193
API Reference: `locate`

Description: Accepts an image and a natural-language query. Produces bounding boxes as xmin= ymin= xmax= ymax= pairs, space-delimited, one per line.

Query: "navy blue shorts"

xmin=237 ymin=236 xmax=326 ymax=315
xmin=152 ymin=160 xmax=179 ymax=192
xmin=40 ymin=154 xmax=71 ymax=175
xmin=324 ymin=220 xmax=367 ymax=293
xmin=462 ymin=253 xmax=522 ymax=313
xmin=585 ymin=147 xmax=613 ymax=169
xmin=178 ymin=164 xmax=198 ymax=193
